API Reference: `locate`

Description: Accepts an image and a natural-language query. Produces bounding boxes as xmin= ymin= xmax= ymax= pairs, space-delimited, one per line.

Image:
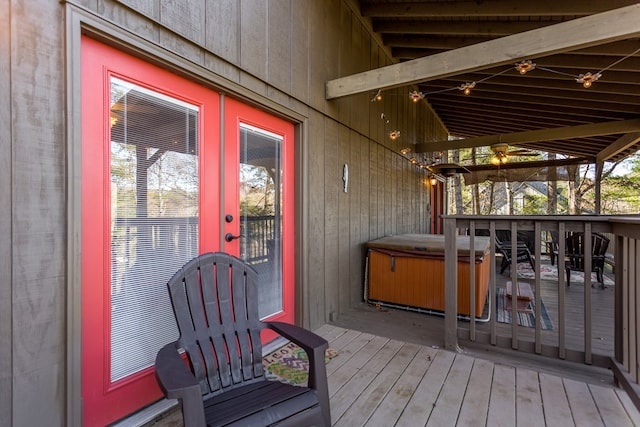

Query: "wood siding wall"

xmin=1 ymin=0 xmax=447 ymax=424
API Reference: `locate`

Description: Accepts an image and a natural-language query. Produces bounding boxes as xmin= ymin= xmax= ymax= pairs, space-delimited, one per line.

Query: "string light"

xmin=404 ymin=48 xmax=640 ymax=102
xmin=515 ymin=60 xmax=536 ymax=75
xmin=409 ymin=90 xmax=424 ymax=102
xmin=459 ymin=81 xmax=476 ymax=96
xmin=389 ymin=130 xmax=401 ymax=140
xmin=400 ymin=148 xmax=410 ymax=155
xmin=371 ymin=89 xmax=383 ymax=102
xmin=576 ymin=72 xmax=601 ymax=88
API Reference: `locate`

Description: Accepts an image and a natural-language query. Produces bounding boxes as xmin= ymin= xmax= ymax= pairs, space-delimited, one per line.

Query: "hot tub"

xmin=365 ymin=233 xmax=491 ymax=317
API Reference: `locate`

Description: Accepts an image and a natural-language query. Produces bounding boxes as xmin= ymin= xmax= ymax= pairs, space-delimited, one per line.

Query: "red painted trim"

xmin=81 ymin=36 xmax=220 ymax=426
xmin=223 ymin=99 xmax=296 ymax=330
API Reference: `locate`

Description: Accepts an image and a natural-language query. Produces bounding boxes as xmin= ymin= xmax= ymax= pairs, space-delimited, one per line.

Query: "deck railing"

xmin=443 ymin=215 xmax=640 ymax=409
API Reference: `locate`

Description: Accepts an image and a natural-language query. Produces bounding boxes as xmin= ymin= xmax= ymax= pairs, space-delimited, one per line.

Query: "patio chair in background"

xmin=495 ymin=230 xmax=536 ymax=274
xmin=545 ymin=231 xmax=559 ymax=266
xmin=564 ymin=232 xmax=610 ymax=289
xmin=155 ymin=252 xmax=331 ymax=427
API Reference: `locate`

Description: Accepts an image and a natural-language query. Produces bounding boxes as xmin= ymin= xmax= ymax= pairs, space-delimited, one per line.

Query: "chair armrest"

xmin=266 ymin=322 xmax=328 ymax=388
xmin=155 ymin=343 xmax=206 ymax=427
xmin=266 ymin=322 xmax=331 ymax=426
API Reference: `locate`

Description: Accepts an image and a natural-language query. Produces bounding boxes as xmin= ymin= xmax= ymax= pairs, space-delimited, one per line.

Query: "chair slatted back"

xmin=167 ymin=252 xmax=265 ymax=396
xmin=565 ymin=232 xmax=610 ymax=272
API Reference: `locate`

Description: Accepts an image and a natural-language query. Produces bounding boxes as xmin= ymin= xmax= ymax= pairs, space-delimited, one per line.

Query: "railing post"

xmin=444 ymin=216 xmax=458 ymax=351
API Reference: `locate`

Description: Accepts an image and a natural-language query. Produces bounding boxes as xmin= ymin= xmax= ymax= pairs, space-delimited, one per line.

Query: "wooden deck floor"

xmin=315 ymin=324 xmax=640 ymax=427
xmin=147 ymin=321 xmax=638 ymax=426
xmin=147 ymin=258 xmax=629 ymax=426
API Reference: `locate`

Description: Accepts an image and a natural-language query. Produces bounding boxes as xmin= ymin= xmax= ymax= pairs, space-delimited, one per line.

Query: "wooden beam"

xmin=415 ymin=119 xmax=640 ymax=152
xmin=596 ymin=132 xmax=640 ymax=162
xmin=361 ymin=1 xmax=637 ymax=18
xmin=373 ymin=20 xmax=541 ymax=36
xmin=464 ymin=157 xmax=593 ymax=172
xmin=326 ymin=4 xmax=640 ymax=99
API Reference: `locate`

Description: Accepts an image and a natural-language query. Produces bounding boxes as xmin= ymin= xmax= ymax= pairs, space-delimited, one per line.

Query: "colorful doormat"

xmin=262 ymin=341 xmax=337 ymax=386
xmin=516 ymin=262 xmax=614 ymax=287
xmin=496 ymin=287 xmax=554 ymax=330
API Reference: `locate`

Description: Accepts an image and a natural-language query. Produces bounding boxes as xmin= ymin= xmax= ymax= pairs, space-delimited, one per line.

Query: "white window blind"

xmin=109 ymin=77 xmax=199 ymax=382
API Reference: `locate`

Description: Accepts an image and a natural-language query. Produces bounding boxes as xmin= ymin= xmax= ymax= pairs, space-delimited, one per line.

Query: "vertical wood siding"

xmin=4 ymin=0 xmax=447 ymax=422
xmin=6 ymin=1 xmax=66 ymax=425
xmin=0 ymin=1 xmax=11 ymax=425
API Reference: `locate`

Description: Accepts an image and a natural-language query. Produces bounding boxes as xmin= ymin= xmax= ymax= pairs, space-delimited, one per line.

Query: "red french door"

xmin=81 ymin=37 xmax=220 ymax=426
xmin=223 ymin=99 xmax=295 ymax=328
xmin=81 ymin=38 xmax=295 ymax=425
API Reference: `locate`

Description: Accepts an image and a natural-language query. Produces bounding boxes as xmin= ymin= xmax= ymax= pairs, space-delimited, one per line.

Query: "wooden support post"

xmin=444 ymin=216 xmax=458 ymax=351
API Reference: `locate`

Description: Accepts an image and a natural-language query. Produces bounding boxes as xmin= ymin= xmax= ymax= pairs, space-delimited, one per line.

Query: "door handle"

xmin=225 ymin=233 xmax=244 ymax=242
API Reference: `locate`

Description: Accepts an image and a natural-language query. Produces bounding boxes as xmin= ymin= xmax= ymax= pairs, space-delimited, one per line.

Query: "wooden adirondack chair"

xmin=155 ymin=252 xmax=331 ymax=427
xmin=495 ymin=230 xmax=535 ymax=275
xmin=564 ymin=232 xmax=610 ymax=289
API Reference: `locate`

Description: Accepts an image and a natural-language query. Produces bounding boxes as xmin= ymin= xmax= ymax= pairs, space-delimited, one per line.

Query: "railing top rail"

xmin=443 ymin=215 xmax=612 ymax=222
xmin=444 ymin=215 xmax=640 ymax=238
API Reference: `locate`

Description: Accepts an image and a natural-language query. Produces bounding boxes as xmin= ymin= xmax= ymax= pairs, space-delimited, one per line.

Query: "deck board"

xmin=316 ymin=327 xmax=640 ymax=426
xmin=591 ymin=383 xmax=635 ymax=427
xmin=456 ymin=357 xmax=493 ymax=426
xmin=564 ymin=377 xmax=604 ymax=427
xmin=334 ymin=343 xmax=420 ymax=426
xmin=487 ymin=364 xmax=516 ymax=427
xmin=151 ymin=325 xmax=640 ymax=426
xmin=426 ymin=353 xmax=474 ymax=427
xmin=515 ymin=368 xmax=545 ymax=427
xmin=395 ymin=349 xmax=455 ymax=426
xmin=367 ymin=345 xmax=436 ymax=426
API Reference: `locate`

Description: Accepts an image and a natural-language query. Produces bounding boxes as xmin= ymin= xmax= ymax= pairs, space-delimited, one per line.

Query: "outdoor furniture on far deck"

xmin=495 ymin=230 xmax=535 ymax=275
xmin=155 ymin=252 xmax=331 ymax=427
xmin=564 ymin=232 xmax=610 ymax=289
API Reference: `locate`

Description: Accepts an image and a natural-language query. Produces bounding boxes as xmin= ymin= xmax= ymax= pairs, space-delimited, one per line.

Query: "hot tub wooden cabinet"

xmin=366 ymin=234 xmax=491 ymax=317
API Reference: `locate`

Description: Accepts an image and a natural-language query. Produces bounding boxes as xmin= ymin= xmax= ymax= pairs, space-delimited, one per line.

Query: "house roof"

xmin=332 ymin=1 xmax=640 ymax=164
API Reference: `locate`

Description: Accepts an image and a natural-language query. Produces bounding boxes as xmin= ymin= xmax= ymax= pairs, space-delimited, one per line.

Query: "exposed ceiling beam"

xmin=464 ymin=157 xmax=593 ymax=173
xmin=383 ymin=35 xmax=494 ymax=50
xmin=596 ymin=132 xmax=640 ymax=162
xmin=326 ymin=4 xmax=640 ymax=99
xmin=415 ymin=119 xmax=640 ymax=152
xmin=373 ymin=20 xmax=542 ymax=36
xmin=384 ymin=36 xmax=640 ymax=57
xmin=361 ymin=1 xmax=636 ymax=18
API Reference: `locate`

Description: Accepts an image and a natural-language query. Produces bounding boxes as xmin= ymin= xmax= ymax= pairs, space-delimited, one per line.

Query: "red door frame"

xmin=81 ymin=36 xmax=220 ymax=426
xmin=223 ymin=98 xmax=295 ymax=327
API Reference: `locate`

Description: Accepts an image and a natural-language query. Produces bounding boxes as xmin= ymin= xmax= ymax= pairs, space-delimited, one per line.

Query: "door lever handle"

xmin=225 ymin=233 xmax=244 ymax=242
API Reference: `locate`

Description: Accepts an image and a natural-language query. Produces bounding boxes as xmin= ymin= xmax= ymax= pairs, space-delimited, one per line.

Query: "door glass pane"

xmin=110 ymin=77 xmax=199 ymax=382
xmin=239 ymin=124 xmax=283 ymax=319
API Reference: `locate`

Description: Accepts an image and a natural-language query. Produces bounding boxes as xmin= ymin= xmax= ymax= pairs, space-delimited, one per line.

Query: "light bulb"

xmin=464 ymin=87 xmax=471 ymax=95
xmin=490 ymin=156 xmax=501 ymax=165
xmin=583 ymin=80 xmax=592 ymax=88
xmin=430 ymin=177 xmax=438 ymax=186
